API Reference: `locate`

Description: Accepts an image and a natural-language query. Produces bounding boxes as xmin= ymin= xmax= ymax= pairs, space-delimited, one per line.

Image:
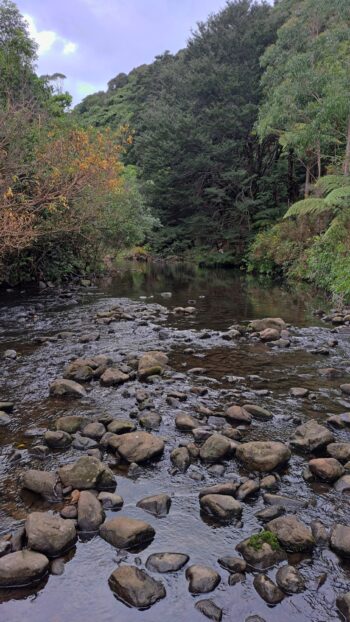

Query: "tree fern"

xmin=284 ymin=198 xmax=331 ymax=218
xmin=314 ymin=175 xmax=349 ymax=196
xmin=324 ymin=186 xmax=350 ymax=208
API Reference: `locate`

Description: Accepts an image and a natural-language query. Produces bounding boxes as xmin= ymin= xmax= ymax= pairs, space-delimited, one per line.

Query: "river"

xmin=0 ymin=263 xmax=349 ymax=622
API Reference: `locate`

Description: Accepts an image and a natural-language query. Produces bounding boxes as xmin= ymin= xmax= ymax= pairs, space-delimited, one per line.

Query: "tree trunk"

xmin=344 ymin=116 xmax=350 ymax=176
xmin=304 ymin=162 xmax=311 ymax=197
xmin=316 ymin=140 xmax=321 ymax=180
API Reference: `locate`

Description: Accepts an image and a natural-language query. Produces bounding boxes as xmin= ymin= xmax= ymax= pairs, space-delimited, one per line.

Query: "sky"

xmin=17 ymin=0 xmax=228 ymax=104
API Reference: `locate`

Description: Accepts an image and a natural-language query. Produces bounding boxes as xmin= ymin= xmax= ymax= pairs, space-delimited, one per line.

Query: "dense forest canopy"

xmin=1 ymin=0 xmax=350 ymax=297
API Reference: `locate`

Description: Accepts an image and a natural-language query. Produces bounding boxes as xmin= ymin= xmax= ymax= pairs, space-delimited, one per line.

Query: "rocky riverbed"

xmin=0 ymin=265 xmax=350 ymax=622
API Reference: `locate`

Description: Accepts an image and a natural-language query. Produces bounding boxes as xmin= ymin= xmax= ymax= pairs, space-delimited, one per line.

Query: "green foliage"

xmin=284 ymin=198 xmax=332 ymax=218
xmin=248 ymin=531 xmax=280 ymax=551
xmin=314 ymin=175 xmax=349 ymax=195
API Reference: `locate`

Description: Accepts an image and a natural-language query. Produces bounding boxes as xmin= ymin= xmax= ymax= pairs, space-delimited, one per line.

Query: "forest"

xmin=1 ymin=0 xmax=350 ymax=299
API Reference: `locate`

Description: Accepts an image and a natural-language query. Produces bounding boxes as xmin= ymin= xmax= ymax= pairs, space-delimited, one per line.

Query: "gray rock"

xmin=195 ymin=599 xmax=223 ymax=621
xmin=107 ymin=419 xmax=137 ymax=434
xmin=218 ymin=557 xmax=246 ymax=573
xmin=186 ymin=565 xmax=221 ymax=594
xmin=25 ymin=512 xmax=76 ymax=556
xmin=199 ymin=434 xmax=233 ymax=463
xmin=309 ymin=457 xmax=344 ymax=482
xmin=275 ymin=565 xmax=305 ymax=593
xmin=81 ymin=422 xmax=106 ymax=440
xmin=29 ymin=445 xmax=49 ymax=460
xmin=263 ymin=493 xmax=308 ymax=512
xmin=255 ymin=506 xmax=285 ymax=522
xmin=78 ymin=491 xmax=104 ymax=531
xmin=253 ymin=574 xmax=284 ymax=604
xmin=199 ymin=482 xmax=239 ymax=498
xmin=72 ymin=434 xmax=99 ymax=451
xmin=171 ymin=446 xmax=190 ymax=472
xmin=334 ymin=475 xmax=350 ymax=492
xmin=249 ymin=318 xmax=285 ymax=332
xmin=100 ymin=368 xmax=129 ymax=386
xmin=267 ymin=515 xmax=314 ymax=552
xmin=290 ymin=388 xmax=309 ymax=398
xmin=311 ymin=520 xmax=329 ymax=544
xmin=44 ymin=430 xmax=72 ymax=449
xmin=236 ymin=537 xmax=286 ymax=570
xmin=98 ymin=492 xmax=124 ymax=510
xmin=340 ymin=384 xmax=350 ymax=395
xmin=0 ymin=411 xmax=11 ymax=426
xmin=4 ymin=349 xmax=17 ymax=359
xmin=21 ymin=470 xmax=62 ymax=500
xmin=327 ymin=443 xmax=350 ymax=463
xmin=0 ymin=550 xmax=49 ymax=587
xmin=60 ymin=505 xmax=77 ymax=519
xmin=136 ymin=494 xmax=171 ymax=517
xmin=146 ymin=552 xmax=189 ymax=573
xmin=228 ymin=572 xmax=245 ymax=585
xmin=290 ymin=420 xmax=333 ymax=452
xmin=175 ymin=413 xmax=200 ymax=431
xmin=58 ymin=456 xmax=115 ymax=490
xmin=236 ymin=441 xmax=291 ymax=472
xmin=243 ymin=404 xmax=273 ymax=420
xmin=49 ymin=379 xmax=86 ymax=399
xmin=100 ymin=516 xmax=155 ymax=549
xmin=237 ymin=479 xmax=260 ymax=500
xmin=200 ymin=494 xmax=242 ymax=520
xmin=225 ymin=405 xmax=252 ymax=424
xmin=111 ymin=431 xmax=164 ymax=463
xmin=51 ymin=558 xmax=65 ymax=575
xmin=109 ymin=565 xmax=166 ymax=608
xmin=330 ymin=524 xmax=350 ymax=558
xmin=56 ymin=415 xmax=86 ymax=434
xmin=139 ymin=412 xmax=162 ymax=430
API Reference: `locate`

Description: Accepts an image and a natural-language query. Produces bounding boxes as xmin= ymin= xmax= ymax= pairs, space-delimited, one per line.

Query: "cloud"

xmin=24 ymin=13 xmax=78 ymax=58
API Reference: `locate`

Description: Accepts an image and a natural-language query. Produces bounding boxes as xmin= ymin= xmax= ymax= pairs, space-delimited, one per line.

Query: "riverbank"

xmin=0 ymin=265 xmax=350 ymax=622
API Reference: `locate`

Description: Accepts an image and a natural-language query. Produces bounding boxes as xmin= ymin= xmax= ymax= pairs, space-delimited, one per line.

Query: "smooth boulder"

xmin=200 ymin=494 xmax=242 ymax=521
xmin=100 ymin=516 xmax=155 ymax=549
xmin=267 ymin=515 xmax=314 ymax=552
xmin=146 ymin=553 xmax=189 ymax=573
xmin=78 ymin=491 xmax=104 ymax=531
xmin=136 ymin=494 xmax=171 ymax=517
xmin=186 ymin=565 xmax=221 ymax=594
xmin=25 ymin=512 xmax=76 ymax=556
xmin=111 ymin=431 xmax=164 ymax=463
xmin=236 ymin=441 xmax=291 ymax=472
xmin=0 ymin=550 xmax=49 ymax=587
xmin=290 ymin=420 xmax=333 ymax=452
xmin=109 ymin=565 xmax=166 ymax=609
xmin=58 ymin=456 xmax=115 ymax=490
xmin=49 ymin=379 xmax=86 ymax=399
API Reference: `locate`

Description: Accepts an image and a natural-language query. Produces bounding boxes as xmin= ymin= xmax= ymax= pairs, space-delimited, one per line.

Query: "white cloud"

xmin=24 ymin=14 xmax=78 ymax=57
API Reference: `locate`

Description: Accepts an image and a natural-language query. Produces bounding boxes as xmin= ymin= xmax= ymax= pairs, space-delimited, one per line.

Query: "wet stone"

xmin=290 ymin=387 xmax=309 ymax=398
xmin=330 ymin=524 xmax=350 ymax=558
xmin=225 ymin=405 xmax=252 ymax=425
xmin=228 ymin=572 xmax=245 ymax=585
xmin=49 ymin=379 xmax=86 ymax=399
xmin=44 ymin=430 xmax=72 ymax=449
xmin=111 ymin=431 xmax=164 ymax=464
xmin=290 ymin=420 xmax=334 ymax=452
xmin=199 ymin=434 xmax=233 ymax=462
xmin=186 ymin=565 xmax=221 ymax=594
xmin=109 ymin=565 xmax=166 ymax=609
xmin=309 ymin=457 xmax=344 ymax=482
xmin=218 ymin=557 xmax=247 ymax=573
xmin=276 ymin=564 xmax=305 ymax=593
xmin=236 ymin=441 xmax=291 ymax=472
xmin=236 ymin=537 xmax=287 ymax=570
xmin=334 ymin=475 xmax=350 ymax=492
xmin=327 ymin=443 xmax=350 ymax=463
xmin=98 ymin=492 xmax=124 ymax=510
xmin=263 ymin=493 xmax=308 ymax=512
xmin=78 ymin=490 xmax=104 ymax=531
xmin=60 ymin=505 xmax=77 ymax=519
xmin=171 ymin=446 xmax=190 ymax=472
xmin=255 ymin=506 xmax=285 ymax=522
xmin=336 ymin=593 xmax=350 ymax=622
xmin=59 ymin=456 xmax=115 ymax=491
xmin=266 ymin=515 xmax=314 ymax=552
xmin=236 ymin=479 xmax=260 ymax=500
xmin=72 ymin=435 xmax=99 ymax=451
xmin=311 ymin=520 xmax=329 ymax=544
xmin=0 ymin=550 xmax=49 ymax=587
xmin=136 ymin=494 xmax=171 ymax=517
xmin=242 ymin=404 xmax=272 ymax=420
xmin=25 ymin=512 xmax=76 ymax=557
xmin=146 ymin=553 xmax=189 ymax=573
xmin=253 ymin=574 xmax=284 ymax=604
xmin=200 ymin=494 xmax=242 ymax=521
xmin=81 ymin=422 xmax=106 ymax=440
xmin=21 ymin=470 xmax=62 ymax=501
xmin=139 ymin=412 xmax=162 ymax=430
xmin=199 ymin=482 xmax=239 ymax=498
xmin=56 ymin=415 xmax=86 ymax=434
xmin=100 ymin=516 xmax=155 ymax=549
xmin=107 ymin=419 xmax=136 ymax=434
xmin=195 ymin=599 xmax=223 ymax=621
xmin=51 ymin=558 xmax=65 ymax=575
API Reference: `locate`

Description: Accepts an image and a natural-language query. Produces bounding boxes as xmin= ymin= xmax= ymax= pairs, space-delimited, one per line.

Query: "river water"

xmin=0 ymin=263 xmax=350 ymax=622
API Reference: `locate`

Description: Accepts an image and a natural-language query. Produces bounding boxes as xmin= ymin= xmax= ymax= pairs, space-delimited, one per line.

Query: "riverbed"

xmin=0 ymin=263 xmax=350 ymax=622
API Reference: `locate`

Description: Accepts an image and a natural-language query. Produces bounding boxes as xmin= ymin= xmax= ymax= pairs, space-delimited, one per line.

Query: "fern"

xmin=314 ymin=175 xmax=349 ymax=196
xmin=284 ymin=198 xmax=331 ymax=218
xmin=324 ymin=186 xmax=350 ymax=208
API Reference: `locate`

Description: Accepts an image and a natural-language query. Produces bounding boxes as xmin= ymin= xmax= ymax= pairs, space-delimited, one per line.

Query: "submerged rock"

xmin=275 ymin=565 xmax=305 ymax=593
xmin=195 ymin=599 xmax=223 ymax=621
xmin=109 ymin=565 xmax=166 ymax=609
